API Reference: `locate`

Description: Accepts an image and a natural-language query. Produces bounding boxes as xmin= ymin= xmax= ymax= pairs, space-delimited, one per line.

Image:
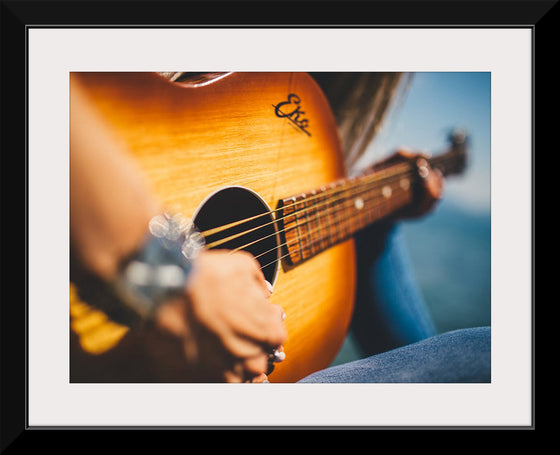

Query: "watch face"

xmin=117 ymin=228 xmax=194 ymax=320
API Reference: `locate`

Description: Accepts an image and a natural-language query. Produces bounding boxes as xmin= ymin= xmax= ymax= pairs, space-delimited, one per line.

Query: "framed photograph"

xmin=1 ymin=0 xmax=545 ymax=442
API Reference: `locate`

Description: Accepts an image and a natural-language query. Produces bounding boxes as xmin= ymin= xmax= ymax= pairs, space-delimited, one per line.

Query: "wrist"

xmin=70 ymin=212 xmax=205 ymax=327
xmin=113 ymin=212 xmax=205 ymax=323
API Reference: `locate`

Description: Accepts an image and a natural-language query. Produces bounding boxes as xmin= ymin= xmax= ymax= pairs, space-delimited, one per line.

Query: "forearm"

xmin=69 ymin=75 xmax=286 ymax=383
xmin=70 ymin=75 xmax=160 ymax=281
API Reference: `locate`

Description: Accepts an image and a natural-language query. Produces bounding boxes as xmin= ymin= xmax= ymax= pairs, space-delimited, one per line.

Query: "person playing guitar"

xmin=70 ymin=72 xmax=489 ymax=383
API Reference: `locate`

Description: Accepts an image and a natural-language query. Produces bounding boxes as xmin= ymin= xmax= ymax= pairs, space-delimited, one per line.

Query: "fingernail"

xmin=418 ymin=166 xmax=430 ymax=178
xmin=263 ymin=380 xmax=270 ymax=383
xmin=273 ymin=349 xmax=286 ymax=363
xmin=265 ymin=280 xmax=273 ymax=293
xmin=281 ymin=310 xmax=286 ymax=321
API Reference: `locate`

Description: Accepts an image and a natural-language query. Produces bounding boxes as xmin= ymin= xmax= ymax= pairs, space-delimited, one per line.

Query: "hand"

xmin=249 ymin=373 xmax=269 ymax=383
xmin=154 ymin=250 xmax=287 ymax=382
xmin=69 ymin=76 xmax=286 ymax=382
xmin=375 ymin=148 xmax=444 ymax=219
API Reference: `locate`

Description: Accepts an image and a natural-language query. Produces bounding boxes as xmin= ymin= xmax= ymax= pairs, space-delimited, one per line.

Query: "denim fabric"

xmin=298 ymin=222 xmax=491 ymax=383
xmin=298 ymin=327 xmax=491 ymax=383
xmin=351 ymin=222 xmax=438 ymax=356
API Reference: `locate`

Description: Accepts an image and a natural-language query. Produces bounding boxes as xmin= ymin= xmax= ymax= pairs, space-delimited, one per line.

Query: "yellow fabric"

xmin=70 ymin=284 xmax=129 ymax=354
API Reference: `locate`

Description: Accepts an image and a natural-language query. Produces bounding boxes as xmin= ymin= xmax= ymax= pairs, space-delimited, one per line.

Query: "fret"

xmin=276 ymin=133 xmax=467 ymax=267
xmin=320 ymin=186 xmax=334 ymax=248
xmin=285 ymin=196 xmax=304 ymax=265
xmin=339 ymin=182 xmax=354 ymax=240
xmin=354 ymin=180 xmax=367 ymax=230
xmin=294 ymin=195 xmax=311 ymax=261
xmin=347 ymin=185 xmax=357 ymax=234
xmin=362 ymin=183 xmax=373 ymax=226
xmin=313 ymin=193 xmax=323 ymax=252
xmin=333 ymin=182 xmax=347 ymax=241
xmin=290 ymin=196 xmax=305 ymax=263
xmin=368 ymin=183 xmax=378 ymax=224
xmin=315 ymin=192 xmax=326 ymax=252
xmin=351 ymin=182 xmax=363 ymax=231
xmin=319 ymin=190 xmax=329 ymax=250
xmin=300 ymin=194 xmax=314 ymax=257
xmin=307 ymin=190 xmax=318 ymax=251
xmin=344 ymin=185 xmax=357 ymax=236
xmin=350 ymin=180 xmax=371 ymax=235
xmin=328 ymin=182 xmax=341 ymax=245
xmin=334 ymin=185 xmax=346 ymax=240
xmin=399 ymin=178 xmax=414 ymax=207
xmin=382 ymin=182 xmax=391 ymax=219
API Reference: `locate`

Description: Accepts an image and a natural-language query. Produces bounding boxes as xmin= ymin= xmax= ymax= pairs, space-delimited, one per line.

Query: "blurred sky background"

xmin=333 ymin=72 xmax=491 ymax=365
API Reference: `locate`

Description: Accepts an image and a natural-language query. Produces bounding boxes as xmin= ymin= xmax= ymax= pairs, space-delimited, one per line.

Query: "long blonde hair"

xmin=310 ymin=72 xmax=412 ymax=169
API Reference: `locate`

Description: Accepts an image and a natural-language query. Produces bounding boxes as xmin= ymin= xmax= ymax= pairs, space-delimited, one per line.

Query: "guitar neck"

xmin=278 ymin=132 xmax=467 ymax=267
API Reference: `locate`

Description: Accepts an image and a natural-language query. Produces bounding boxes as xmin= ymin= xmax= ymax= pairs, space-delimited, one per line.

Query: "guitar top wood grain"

xmin=71 ymin=72 xmax=357 ymax=382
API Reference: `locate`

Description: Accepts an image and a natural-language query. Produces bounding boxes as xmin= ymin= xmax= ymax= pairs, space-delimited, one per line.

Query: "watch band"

xmin=112 ymin=212 xmax=205 ymax=322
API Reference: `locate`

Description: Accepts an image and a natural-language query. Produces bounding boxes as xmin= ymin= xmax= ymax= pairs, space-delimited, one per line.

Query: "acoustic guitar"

xmin=69 ymin=72 xmax=467 ymax=383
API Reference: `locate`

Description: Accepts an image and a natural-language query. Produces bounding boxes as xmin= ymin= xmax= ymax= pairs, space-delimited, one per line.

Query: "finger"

xmin=242 ymin=353 xmax=269 ymax=376
xmin=254 ymin=275 xmax=272 ymax=299
xmin=223 ymin=369 xmax=244 ymax=383
xmin=415 ymin=162 xmax=444 ymax=215
xmin=237 ymin=251 xmax=273 ymax=297
xmin=257 ymin=309 xmax=288 ymax=348
xmin=249 ymin=373 xmax=269 ymax=383
xmin=227 ymin=292 xmax=288 ymax=348
xmin=419 ymin=162 xmax=443 ymax=200
xmin=231 ymin=355 xmax=271 ymax=383
xmin=154 ymin=297 xmax=189 ymax=338
xmin=264 ymin=280 xmax=274 ymax=298
xmin=182 ymin=333 xmax=199 ymax=364
xmin=270 ymin=303 xmax=286 ymax=323
xmin=237 ymin=250 xmax=263 ymax=275
xmin=394 ymin=147 xmax=416 ymax=160
xmin=430 ymin=168 xmax=445 ymax=198
xmin=221 ymin=329 xmax=271 ymax=359
xmin=229 ymin=318 xmax=287 ymax=355
xmin=216 ymin=298 xmax=287 ymax=360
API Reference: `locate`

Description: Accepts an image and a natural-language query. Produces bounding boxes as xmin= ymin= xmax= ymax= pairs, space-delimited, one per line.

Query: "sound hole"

xmin=193 ymin=187 xmax=279 ymax=285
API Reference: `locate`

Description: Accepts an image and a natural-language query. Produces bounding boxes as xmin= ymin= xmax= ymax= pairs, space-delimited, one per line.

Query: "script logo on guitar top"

xmin=273 ymin=94 xmax=311 ymax=137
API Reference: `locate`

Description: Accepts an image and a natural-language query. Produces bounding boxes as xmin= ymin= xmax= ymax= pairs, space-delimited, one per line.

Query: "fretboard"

xmin=277 ymin=134 xmax=467 ymax=267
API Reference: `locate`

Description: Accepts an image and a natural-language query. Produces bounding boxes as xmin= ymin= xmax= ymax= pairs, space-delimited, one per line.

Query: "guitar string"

xmin=198 ymin=152 xmax=456 ymax=240
xmin=257 ymin=191 xmax=413 ymax=271
xmin=203 ymin=167 xmax=417 ymax=250
xmin=202 ymin=150 xmax=460 ymax=251
xmin=200 ymin=161 xmax=414 ymax=239
xmin=259 ymin=192 xmax=412 ymax=271
xmin=203 ymin=152 xmax=461 ymax=253
xmin=205 ymin=172 xmax=413 ymax=251
xmin=225 ymin=172 xmax=414 ymax=255
xmin=243 ymin=186 xmax=412 ymax=263
xmin=274 ymin=189 xmax=411 ymax=259
xmin=260 ymin=151 xmax=463 ymax=267
xmin=220 ymin=152 xmax=460 ymax=262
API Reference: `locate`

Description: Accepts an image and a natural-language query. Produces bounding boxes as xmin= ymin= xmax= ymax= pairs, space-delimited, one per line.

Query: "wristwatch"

xmin=112 ymin=212 xmax=205 ymax=322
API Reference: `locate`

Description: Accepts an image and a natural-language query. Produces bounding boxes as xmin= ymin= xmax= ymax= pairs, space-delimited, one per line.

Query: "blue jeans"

xmin=298 ymin=222 xmax=491 ymax=383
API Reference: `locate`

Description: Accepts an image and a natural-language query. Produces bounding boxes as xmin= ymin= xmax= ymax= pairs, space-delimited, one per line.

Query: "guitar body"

xmin=71 ymin=72 xmax=356 ymax=383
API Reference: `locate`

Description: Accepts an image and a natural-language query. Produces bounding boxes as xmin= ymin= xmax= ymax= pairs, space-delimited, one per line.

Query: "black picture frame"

xmin=1 ymin=0 xmax=548 ymax=446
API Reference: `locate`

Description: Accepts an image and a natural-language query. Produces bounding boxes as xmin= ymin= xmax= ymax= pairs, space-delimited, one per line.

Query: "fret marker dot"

xmin=354 ymin=197 xmax=364 ymax=210
xmin=382 ymin=186 xmax=392 ymax=198
xmin=400 ymin=178 xmax=410 ymax=190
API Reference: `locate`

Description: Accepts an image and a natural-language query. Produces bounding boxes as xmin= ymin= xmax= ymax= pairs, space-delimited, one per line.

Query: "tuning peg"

xmin=448 ymin=128 xmax=468 ymax=146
